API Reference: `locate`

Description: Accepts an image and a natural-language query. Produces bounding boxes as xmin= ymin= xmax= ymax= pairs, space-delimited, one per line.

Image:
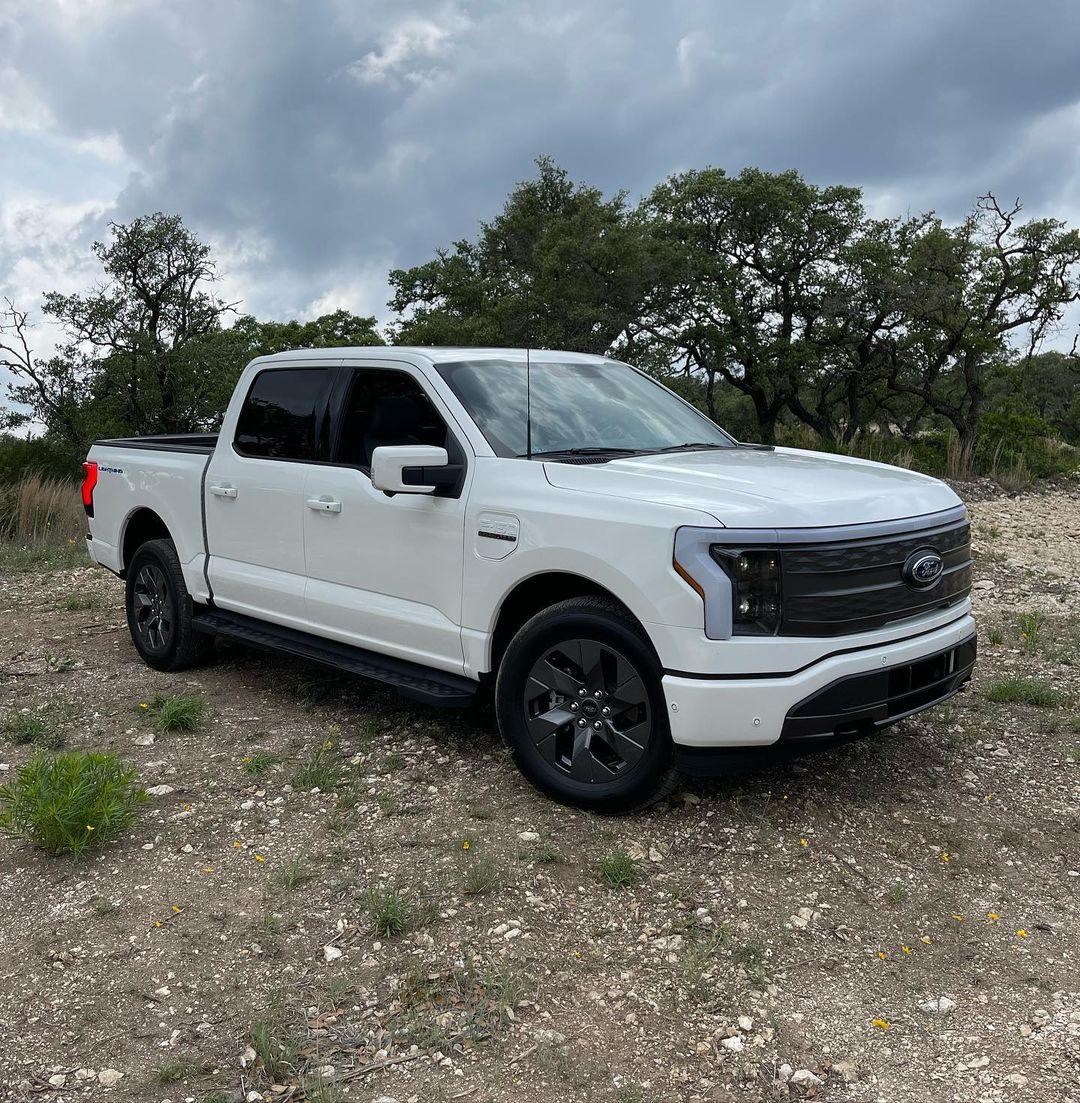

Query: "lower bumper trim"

xmin=779 ymin=635 xmax=976 ymax=742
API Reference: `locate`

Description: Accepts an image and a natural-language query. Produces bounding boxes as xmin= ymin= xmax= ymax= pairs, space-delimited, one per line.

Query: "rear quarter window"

xmin=234 ymin=368 xmax=332 ymax=461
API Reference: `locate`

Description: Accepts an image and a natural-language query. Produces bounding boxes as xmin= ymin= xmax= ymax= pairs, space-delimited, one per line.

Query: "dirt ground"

xmin=1 ymin=483 xmax=1078 ymax=1103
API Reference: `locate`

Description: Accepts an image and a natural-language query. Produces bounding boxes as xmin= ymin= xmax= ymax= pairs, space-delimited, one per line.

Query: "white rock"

xmin=146 ymin=784 xmax=174 ymax=796
xmin=97 ymin=1069 xmax=123 ymax=1087
xmin=518 ymin=831 xmax=539 ymax=842
xmin=246 ymin=1093 xmax=263 ymax=1102
xmin=917 ymin=995 xmax=957 ymax=1016
xmin=720 ymin=1036 xmax=744 ymax=1052
xmin=323 ymin=945 xmax=343 ymax=962
xmin=737 ymin=1015 xmax=754 ymax=1031
xmin=48 ymin=1074 xmax=67 ymax=1087
xmin=791 ymin=1069 xmax=823 ymax=1087
xmin=74 ymin=1069 xmax=96 ymax=1081
xmin=777 ymin=1063 xmax=794 ymax=1082
xmin=134 ymin=733 xmax=155 ymax=746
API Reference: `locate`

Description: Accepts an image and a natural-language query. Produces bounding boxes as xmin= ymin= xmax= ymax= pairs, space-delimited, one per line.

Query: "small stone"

xmin=791 ymin=1069 xmax=823 ymax=1087
xmin=1006 ymin=1073 xmax=1029 ymax=1088
xmin=323 ymin=945 xmax=343 ymax=962
xmin=917 ymin=995 xmax=957 ymax=1016
xmin=737 ymin=1015 xmax=754 ymax=1031
xmin=518 ymin=831 xmax=539 ymax=842
xmin=134 ymin=733 xmax=155 ymax=746
xmin=98 ymin=1069 xmax=123 ymax=1087
xmin=777 ymin=1063 xmax=793 ymax=1083
xmin=48 ymin=1074 xmax=67 ymax=1087
xmin=720 ymin=1036 xmax=744 ymax=1052
xmin=74 ymin=1069 xmax=96 ymax=1081
xmin=146 ymin=784 xmax=174 ymax=796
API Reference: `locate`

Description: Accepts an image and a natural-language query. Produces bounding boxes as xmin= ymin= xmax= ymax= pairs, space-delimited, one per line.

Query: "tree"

xmin=388 ymin=157 xmax=653 ymax=353
xmin=634 ymin=167 xmax=875 ymax=443
xmin=885 ymin=195 xmax=1080 ymax=453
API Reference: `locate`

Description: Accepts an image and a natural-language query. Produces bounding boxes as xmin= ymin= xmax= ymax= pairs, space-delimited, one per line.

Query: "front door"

xmin=206 ymin=363 xmax=336 ymax=626
xmin=302 ymin=364 xmax=470 ymax=673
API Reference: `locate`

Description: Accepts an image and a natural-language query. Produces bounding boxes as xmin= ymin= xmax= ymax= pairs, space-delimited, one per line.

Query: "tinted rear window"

xmin=234 ymin=368 xmax=330 ymax=460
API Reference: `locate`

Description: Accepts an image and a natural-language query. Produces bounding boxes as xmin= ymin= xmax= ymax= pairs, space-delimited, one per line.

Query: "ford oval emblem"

xmin=904 ymin=549 xmax=944 ymax=589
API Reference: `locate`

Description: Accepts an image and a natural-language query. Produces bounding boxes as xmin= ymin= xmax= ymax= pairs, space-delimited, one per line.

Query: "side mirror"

xmin=371 ymin=445 xmax=457 ymax=495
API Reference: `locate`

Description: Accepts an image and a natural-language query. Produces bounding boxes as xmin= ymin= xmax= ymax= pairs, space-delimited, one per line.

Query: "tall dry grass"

xmin=0 ymin=475 xmax=87 ymax=571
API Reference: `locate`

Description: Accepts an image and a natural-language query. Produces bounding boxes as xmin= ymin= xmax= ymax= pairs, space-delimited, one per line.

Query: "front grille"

xmin=779 ymin=516 xmax=972 ymax=636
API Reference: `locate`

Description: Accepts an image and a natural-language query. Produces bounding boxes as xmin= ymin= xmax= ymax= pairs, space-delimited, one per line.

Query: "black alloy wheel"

xmin=524 ymin=639 xmax=650 ymax=782
xmin=131 ymin=561 xmax=173 ymax=654
xmin=496 ymin=596 xmax=677 ymax=812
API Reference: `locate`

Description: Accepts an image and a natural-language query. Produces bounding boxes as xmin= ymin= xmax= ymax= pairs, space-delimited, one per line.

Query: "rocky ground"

xmin=0 ymin=483 xmax=1078 ymax=1103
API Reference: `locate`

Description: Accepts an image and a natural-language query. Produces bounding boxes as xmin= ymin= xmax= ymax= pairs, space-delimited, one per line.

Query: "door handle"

xmin=306 ymin=496 xmax=342 ymax=514
xmin=209 ymin=484 xmax=237 ymax=499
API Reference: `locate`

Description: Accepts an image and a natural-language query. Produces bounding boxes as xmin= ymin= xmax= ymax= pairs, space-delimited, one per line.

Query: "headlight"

xmin=709 ymin=546 xmax=782 ymax=635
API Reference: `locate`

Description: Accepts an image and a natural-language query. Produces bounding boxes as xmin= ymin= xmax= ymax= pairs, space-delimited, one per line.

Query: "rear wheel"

xmin=125 ymin=538 xmax=213 ymax=672
xmin=495 ymin=597 xmax=677 ymax=812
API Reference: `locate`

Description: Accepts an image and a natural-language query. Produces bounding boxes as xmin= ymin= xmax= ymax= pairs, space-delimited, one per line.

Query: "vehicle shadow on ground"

xmin=212 ymin=637 xmax=950 ymax=820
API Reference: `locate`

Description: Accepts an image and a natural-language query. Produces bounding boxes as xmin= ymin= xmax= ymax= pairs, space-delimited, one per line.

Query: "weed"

xmin=374 ymin=789 xmax=396 ymax=815
xmin=299 ymin=1074 xmax=343 ymax=1103
xmin=153 ymin=1059 xmax=199 ymax=1085
xmin=3 ymin=711 xmax=49 ymax=745
xmin=384 ymin=751 xmax=406 ymax=771
xmin=732 ymin=937 xmax=772 ymax=987
xmin=534 ymin=841 xmax=560 ymax=864
xmin=241 ymin=751 xmax=280 ymax=776
xmin=366 ymin=885 xmax=410 ymax=937
xmin=987 ymin=627 xmax=1004 ymax=646
xmin=0 ymin=751 xmax=147 ymax=856
xmin=260 ymin=911 xmax=283 ymax=937
xmin=62 ymin=593 xmax=99 ymax=612
xmin=462 ymin=851 xmax=503 ymax=896
xmin=291 ymin=743 xmax=341 ymax=790
xmin=150 ymin=695 xmax=205 ymax=733
xmin=249 ymin=1004 xmax=298 ymax=1083
xmin=273 ymin=858 xmax=315 ymax=892
xmin=598 ymin=849 xmax=641 ymax=889
xmin=324 ymin=813 xmax=351 ymax=837
xmin=983 ymin=677 xmax=1065 ymax=707
xmin=1015 ymin=611 xmax=1044 ymax=650
xmin=885 ymin=882 xmax=908 ymax=907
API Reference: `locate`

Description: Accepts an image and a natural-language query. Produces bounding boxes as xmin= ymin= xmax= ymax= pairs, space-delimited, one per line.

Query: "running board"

xmin=192 ymin=608 xmax=478 ymax=708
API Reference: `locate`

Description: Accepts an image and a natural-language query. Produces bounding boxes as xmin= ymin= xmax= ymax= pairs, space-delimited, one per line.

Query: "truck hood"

xmin=542 ymin=446 xmax=963 ymax=528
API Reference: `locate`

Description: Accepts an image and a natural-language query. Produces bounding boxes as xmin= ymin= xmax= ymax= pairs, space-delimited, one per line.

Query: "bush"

xmin=0 ymin=750 xmax=147 ymax=856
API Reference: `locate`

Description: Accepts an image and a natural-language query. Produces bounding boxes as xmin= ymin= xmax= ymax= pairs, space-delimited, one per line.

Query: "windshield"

xmin=434 ymin=358 xmax=734 ymax=458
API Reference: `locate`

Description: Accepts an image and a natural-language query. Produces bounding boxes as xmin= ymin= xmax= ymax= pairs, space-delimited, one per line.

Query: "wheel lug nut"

xmin=570 ymin=702 xmax=578 ymax=711
xmin=596 ymin=690 xmax=604 ymax=699
xmin=602 ymin=707 xmax=610 ymax=716
xmin=578 ymin=688 xmax=586 ymax=697
xmin=577 ymin=718 xmax=586 ymax=727
xmin=593 ymin=721 xmax=602 ymax=730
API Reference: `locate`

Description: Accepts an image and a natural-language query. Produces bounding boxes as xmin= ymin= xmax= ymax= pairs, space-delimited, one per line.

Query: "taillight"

xmin=81 ymin=461 xmax=98 ymax=518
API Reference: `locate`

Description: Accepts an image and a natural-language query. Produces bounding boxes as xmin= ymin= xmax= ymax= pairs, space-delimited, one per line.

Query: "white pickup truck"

xmin=84 ymin=347 xmax=976 ymax=810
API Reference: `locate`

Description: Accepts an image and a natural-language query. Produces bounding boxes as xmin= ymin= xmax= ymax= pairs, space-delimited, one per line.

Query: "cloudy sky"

xmin=3 ymin=0 xmax=1080 ymax=360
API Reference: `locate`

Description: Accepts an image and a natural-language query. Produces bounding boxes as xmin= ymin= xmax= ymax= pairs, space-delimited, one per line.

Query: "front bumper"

xmin=662 ymin=613 xmax=976 ymax=748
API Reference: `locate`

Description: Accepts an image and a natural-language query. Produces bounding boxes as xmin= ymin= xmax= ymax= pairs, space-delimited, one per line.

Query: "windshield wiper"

xmin=656 ymin=442 xmax=731 ymax=453
xmin=522 ymin=447 xmax=645 ymax=458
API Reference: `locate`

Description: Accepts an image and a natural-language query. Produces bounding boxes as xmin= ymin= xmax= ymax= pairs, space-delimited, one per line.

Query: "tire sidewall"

xmin=496 ymin=604 xmax=672 ymax=812
xmin=125 ymin=541 xmax=187 ymax=671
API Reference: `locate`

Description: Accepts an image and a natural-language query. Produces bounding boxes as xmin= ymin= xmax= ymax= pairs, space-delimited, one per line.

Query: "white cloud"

xmin=349 ymin=11 xmax=467 ymax=87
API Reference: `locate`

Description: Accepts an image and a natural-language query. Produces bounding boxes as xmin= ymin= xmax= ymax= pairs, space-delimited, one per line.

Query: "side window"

xmin=234 ymin=368 xmax=331 ymax=461
xmin=334 ymin=369 xmax=450 ymax=469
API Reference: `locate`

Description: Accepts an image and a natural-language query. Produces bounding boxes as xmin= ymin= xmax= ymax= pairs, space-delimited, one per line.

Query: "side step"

xmin=192 ymin=607 xmax=478 ymax=708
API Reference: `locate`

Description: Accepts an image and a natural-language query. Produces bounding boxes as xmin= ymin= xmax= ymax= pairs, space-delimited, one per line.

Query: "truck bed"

xmin=93 ymin=433 xmax=218 ymax=455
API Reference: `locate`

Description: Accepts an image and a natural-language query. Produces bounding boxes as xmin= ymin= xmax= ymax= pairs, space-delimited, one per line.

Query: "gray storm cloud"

xmin=2 ymin=0 xmax=1079 ymax=330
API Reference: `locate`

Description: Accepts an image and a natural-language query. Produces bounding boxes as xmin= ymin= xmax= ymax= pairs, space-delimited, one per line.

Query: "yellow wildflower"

xmin=462 ymin=839 xmax=471 ymax=851
xmin=901 ymin=945 xmax=913 ymax=955
xmin=1016 ymin=929 xmax=1029 ymax=939
xmin=254 ymin=853 xmax=266 ymax=862
xmin=799 ymin=837 xmax=808 ymax=847
xmin=871 ymin=1019 xmax=890 ymax=1030
xmin=952 ymin=914 xmax=965 ymax=922
xmin=987 ymin=912 xmax=1000 ymax=922
xmin=85 ymin=825 xmax=94 ymax=832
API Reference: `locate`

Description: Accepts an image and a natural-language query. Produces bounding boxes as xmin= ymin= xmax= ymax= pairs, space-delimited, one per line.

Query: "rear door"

xmin=302 ymin=361 xmax=470 ymax=673
xmin=205 ymin=363 xmax=337 ymax=625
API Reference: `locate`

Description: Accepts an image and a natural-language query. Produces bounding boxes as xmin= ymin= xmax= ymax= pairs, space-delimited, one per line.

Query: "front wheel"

xmin=125 ymin=538 xmax=213 ymax=672
xmin=495 ymin=597 xmax=677 ymax=813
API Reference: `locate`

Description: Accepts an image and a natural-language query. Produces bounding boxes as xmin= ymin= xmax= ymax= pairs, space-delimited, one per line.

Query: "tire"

xmin=495 ymin=596 xmax=678 ymax=813
xmin=125 ymin=538 xmax=214 ymax=672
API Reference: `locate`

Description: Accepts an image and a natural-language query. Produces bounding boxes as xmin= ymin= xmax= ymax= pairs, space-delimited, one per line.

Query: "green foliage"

xmin=390 ymin=156 xmax=652 ymax=353
xmin=273 ymin=857 xmax=315 ymax=891
xmin=598 ymin=848 xmax=641 ymax=888
xmin=983 ymin=677 xmax=1066 ymax=707
xmin=242 ymin=751 xmax=281 ymax=776
xmin=150 ymin=694 xmax=205 ymax=733
xmin=291 ymin=741 xmax=341 ymax=790
xmin=461 ymin=850 xmax=503 ymax=896
xmin=3 ymin=711 xmax=48 ymax=745
xmin=0 ymin=750 xmax=147 ymax=856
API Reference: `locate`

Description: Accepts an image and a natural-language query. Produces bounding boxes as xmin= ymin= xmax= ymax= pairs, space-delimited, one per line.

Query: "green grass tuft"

xmin=366 ymin=885 xmax=410 ymax=937
xmin=241 ymin=751 xmax=280 ymax=776
xmin=3 ymin=710 xmax=49 ymax=745
xmin=291 ymin=742 xmax=341 ymax=790
xmin=149 ymin=694 xmax=205 ymax=732
xmin=0 ymin=750 xmax=147 ymax=856
xmin=983 ymin=677 xmax=1066 ymax=707
xmin=273 ymin=857 xmax=315 ymax=891
xmin=598 ymin=848 xmax=642 ymax=889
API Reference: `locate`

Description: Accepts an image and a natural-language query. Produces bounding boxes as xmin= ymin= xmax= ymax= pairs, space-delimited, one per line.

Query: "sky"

xmin=2 ymin=0 xmax=1080 ymax=374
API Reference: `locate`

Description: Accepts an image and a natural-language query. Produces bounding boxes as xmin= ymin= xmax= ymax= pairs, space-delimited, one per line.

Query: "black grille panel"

xmin=779 ymin=518 xmax=972 ymax=637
